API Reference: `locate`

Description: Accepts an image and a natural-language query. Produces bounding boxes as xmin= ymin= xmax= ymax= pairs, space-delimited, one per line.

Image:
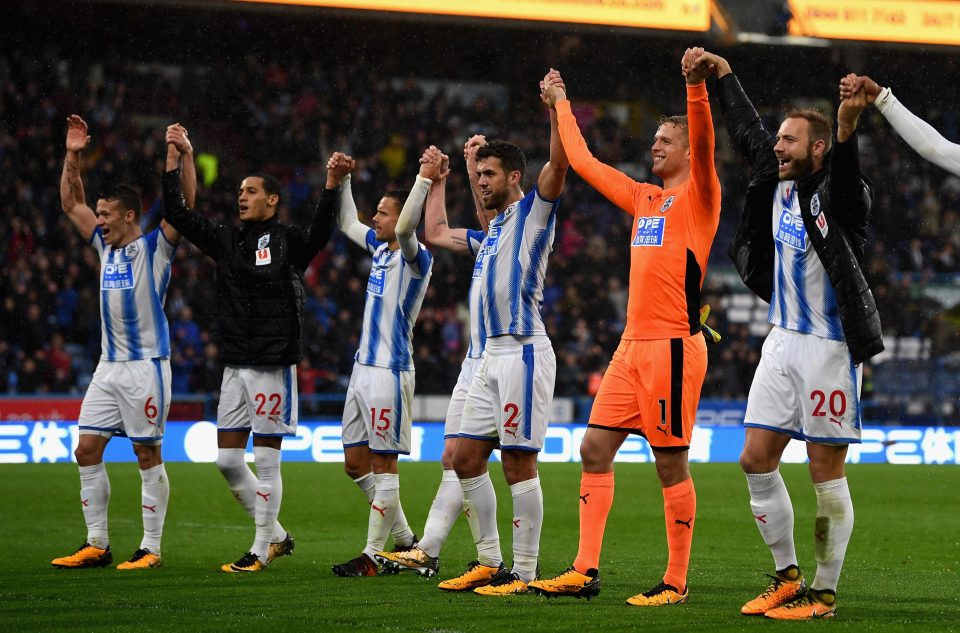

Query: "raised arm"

xmin=397 ymin=146 xmax=440 ymax=262
xmin=464 ymin=135 xmax=490 ymax=233
xmin=542 ymin=71 xmax=647 ymax=214
xmin=702 ymin=53 xmax=778 ymax=183
xmin=425 ymin=146 xmax=475 ymax=255
xmin=840 ymin=74 xmax=960 ymax=177
xmin=162 ymin=127 xmax=222 ymax=259
xmin=59 ymin=115 xmax=98 ymax=239
xmin=162 ymin=123 xmax=198 ymax=245
xmin=329 ymin=153 xmax=374 ymax=250
xmin=832 ymin=74 xmax=873 ymax=223
xmin=537 ymin=70 xmax=570 ymax=201
xmin=682 ymin=47 xmax=721 ymax=215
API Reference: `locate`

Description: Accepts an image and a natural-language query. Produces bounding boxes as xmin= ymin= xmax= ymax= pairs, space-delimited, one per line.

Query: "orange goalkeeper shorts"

xmin=587 ymin=334 xmax=707 ymax=448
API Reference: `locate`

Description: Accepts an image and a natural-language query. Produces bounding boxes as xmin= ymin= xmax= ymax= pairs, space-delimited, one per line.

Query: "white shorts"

xmin=217 ymin=365 xmax=298 ymax=438
xmin=78 ymin=358 xmax=171 ymax=444
xmin=459 ymin=335 xmax=556 ymax=452
xmin=444 ymin=356 xmax=481 ymax=438
xmin=744 ymin=326 xmax=862 ymax=444
xmin=341 ymin=362 xmax=415 ymax=454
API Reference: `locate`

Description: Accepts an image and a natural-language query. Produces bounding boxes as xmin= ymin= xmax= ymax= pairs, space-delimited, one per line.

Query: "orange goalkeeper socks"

xmin=572 ymin=471 xmax=615 ymax=573
xmin=662 ymin=477 xmax=696 ymax=591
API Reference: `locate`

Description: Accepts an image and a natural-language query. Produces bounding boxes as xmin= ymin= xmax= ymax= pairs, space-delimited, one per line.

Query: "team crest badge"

xmin=124 ymin=241 xmax=140 ymax=258
xmin=659 ymin=195 xmax=675 ymax=213
xmin=257 ymin=234 xmax=270 ymax=249
xmin=811 ymin=193 xmax=821 ymax=216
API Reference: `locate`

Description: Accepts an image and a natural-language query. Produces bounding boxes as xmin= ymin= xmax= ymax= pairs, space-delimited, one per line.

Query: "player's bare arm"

xmin=425 ymin=146 xmax=473 ymax=255
xmin=59 ymin=115 xmax=97 ymax=238
xmin=464 ymin=134 xmax=490 ymax=233
xmin=538 ymin=68 xmax=570 ymax=200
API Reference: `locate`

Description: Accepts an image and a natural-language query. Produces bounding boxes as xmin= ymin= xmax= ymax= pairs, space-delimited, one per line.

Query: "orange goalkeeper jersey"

xmin=555 ymin=82 xmax=721 ymax=340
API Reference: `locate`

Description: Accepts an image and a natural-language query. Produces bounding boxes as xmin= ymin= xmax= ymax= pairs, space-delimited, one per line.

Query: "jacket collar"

xmin=240 ymin=214 xmax=279 ymax=234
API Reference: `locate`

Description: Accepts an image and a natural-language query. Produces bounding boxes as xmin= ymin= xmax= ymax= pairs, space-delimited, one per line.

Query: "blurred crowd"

xmin=1 ymin=4 xmax=959 ymax=418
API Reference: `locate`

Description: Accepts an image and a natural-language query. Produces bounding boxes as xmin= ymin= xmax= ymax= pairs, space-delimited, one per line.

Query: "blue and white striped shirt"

xmin=768 ymin=181 xmax=844 ymax=341
xmin=356 ymin=229 xmax=434 ymax=371
xmin=475 ymin=187 xmax=559 ymax=338
xmin=92 ymin=227 xmax=176 ymax=361
xmin=465 ymin=228 xmax=487 ymax=359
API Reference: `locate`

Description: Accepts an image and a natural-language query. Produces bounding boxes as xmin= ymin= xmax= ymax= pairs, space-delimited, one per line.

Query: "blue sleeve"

xmin=465 ymin=229 xmax=485 ymax=256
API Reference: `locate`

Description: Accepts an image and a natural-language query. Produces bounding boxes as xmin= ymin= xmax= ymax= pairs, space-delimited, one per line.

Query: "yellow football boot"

xmin=117 ymin=548 xmax=162 ymax=570
xmin=51 ymin=543 xmax=112 ymax=568
xmin=437 ymin=560 xmax=502 ymax=591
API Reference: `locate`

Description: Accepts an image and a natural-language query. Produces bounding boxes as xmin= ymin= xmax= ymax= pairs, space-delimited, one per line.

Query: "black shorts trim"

xmin=670 ymin=338 xmax=684 ymax=439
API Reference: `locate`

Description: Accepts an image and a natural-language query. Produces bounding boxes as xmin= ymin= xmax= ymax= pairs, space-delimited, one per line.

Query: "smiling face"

xmin=95 ymin=198 xmax=138 ymax=247
xmin=476 ymin=157 xmax=520 ymax=212
xmin=372 ymin=196 xmax=401 ymax=243
xmin=774 ymin=117 xmax=823 ymax=180
xmin=237 ymin=176 xmax=279 ymax=222
xmin=650 ymin=123 xmax=690 ymax=180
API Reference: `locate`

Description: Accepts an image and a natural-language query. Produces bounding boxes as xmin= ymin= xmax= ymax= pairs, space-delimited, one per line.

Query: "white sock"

xmin=812 ymin=477 xmax=854 ymax=593
xmin=139 ymin=463 xmax=169 ymax=555
xmin=509 ymin=476 xmax=543 ymax=582
xmin=391 ymin=499 xmax=416 ymax=548
xmin=353 ymin=473 xmax=377 ymax=504
xmin=78 ymin=462 xmax=110 ymax=549
xmin=251 ymin=446 xmax=283 ymax=563
xmin=460 ymin=473 xmax=502 ymax=568
xmin=746 ymin=470 xmax=798 ymax=571
xmin=217 ymin=448 xmax=285 ymax=542
xmin=354 ymin=472 xmax=414 ymax=548
xmin=362 ymin=473 xmax=401 ymax=559
xmin=418 ymin=469 xmax=463 ymax=558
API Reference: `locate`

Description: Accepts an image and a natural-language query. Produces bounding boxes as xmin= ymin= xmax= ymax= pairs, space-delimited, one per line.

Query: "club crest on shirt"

xmin=258 ymin=234 xmax=270 ymax=250
xmin=124 ymin=241 xmax=140 ymax=258
xmin=632 ymin=216 xmax=666 ymax=247
xmin=255 ymin=247 xmax=272 ymax=266
xmin=659 ymin=195 xmax=675 ymax=213
xmin=811 ymin=193 xmax=821 ymax=217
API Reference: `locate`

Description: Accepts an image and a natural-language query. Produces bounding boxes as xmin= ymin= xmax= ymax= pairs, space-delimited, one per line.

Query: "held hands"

xmin=540 ymin=68 xmax=566 ymax=108
xmin=165 ymin=123 xmax=193 ymax=156
xmin=682 ymin=49 xmax=731 ymax=82
xmin=837 ymin=73 xmax=867 ymax=141
xmin=418 ymin=145 xmax=444 ymax=181
xmin=839 ymin=74 xmax=882 ymax=105
xmin=325 ymin=151 xmax=355 ymax=188
xmin=464 ymin=134 xmax=487 ymax=168
xmin=65 ymin=115 xmax=90 ymax=153
xmin=439 ymin=152 xmax=450 ymax=181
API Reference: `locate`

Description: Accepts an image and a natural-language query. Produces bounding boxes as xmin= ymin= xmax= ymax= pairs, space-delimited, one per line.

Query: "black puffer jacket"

xmin=718 ymin=73 xmax=884 ymax=364
xmin=163 ymin=169 xmax=337 ymax=365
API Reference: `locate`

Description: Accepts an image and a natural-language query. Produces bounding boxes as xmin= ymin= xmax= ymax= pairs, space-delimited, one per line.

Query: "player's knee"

xmin=74 ymin=444 xmax=98 ymax=466
xmin=451 ymin=451 xmax=480 ymax=479
xmin=739 ymin=449 xmax=772 ymax=474
xmin=343 ymin=462 xmax=365 ymax=480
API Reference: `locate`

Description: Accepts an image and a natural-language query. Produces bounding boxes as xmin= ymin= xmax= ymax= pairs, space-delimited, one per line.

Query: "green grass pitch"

xmin=1 ymin=462 xmax=958 ymax=632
